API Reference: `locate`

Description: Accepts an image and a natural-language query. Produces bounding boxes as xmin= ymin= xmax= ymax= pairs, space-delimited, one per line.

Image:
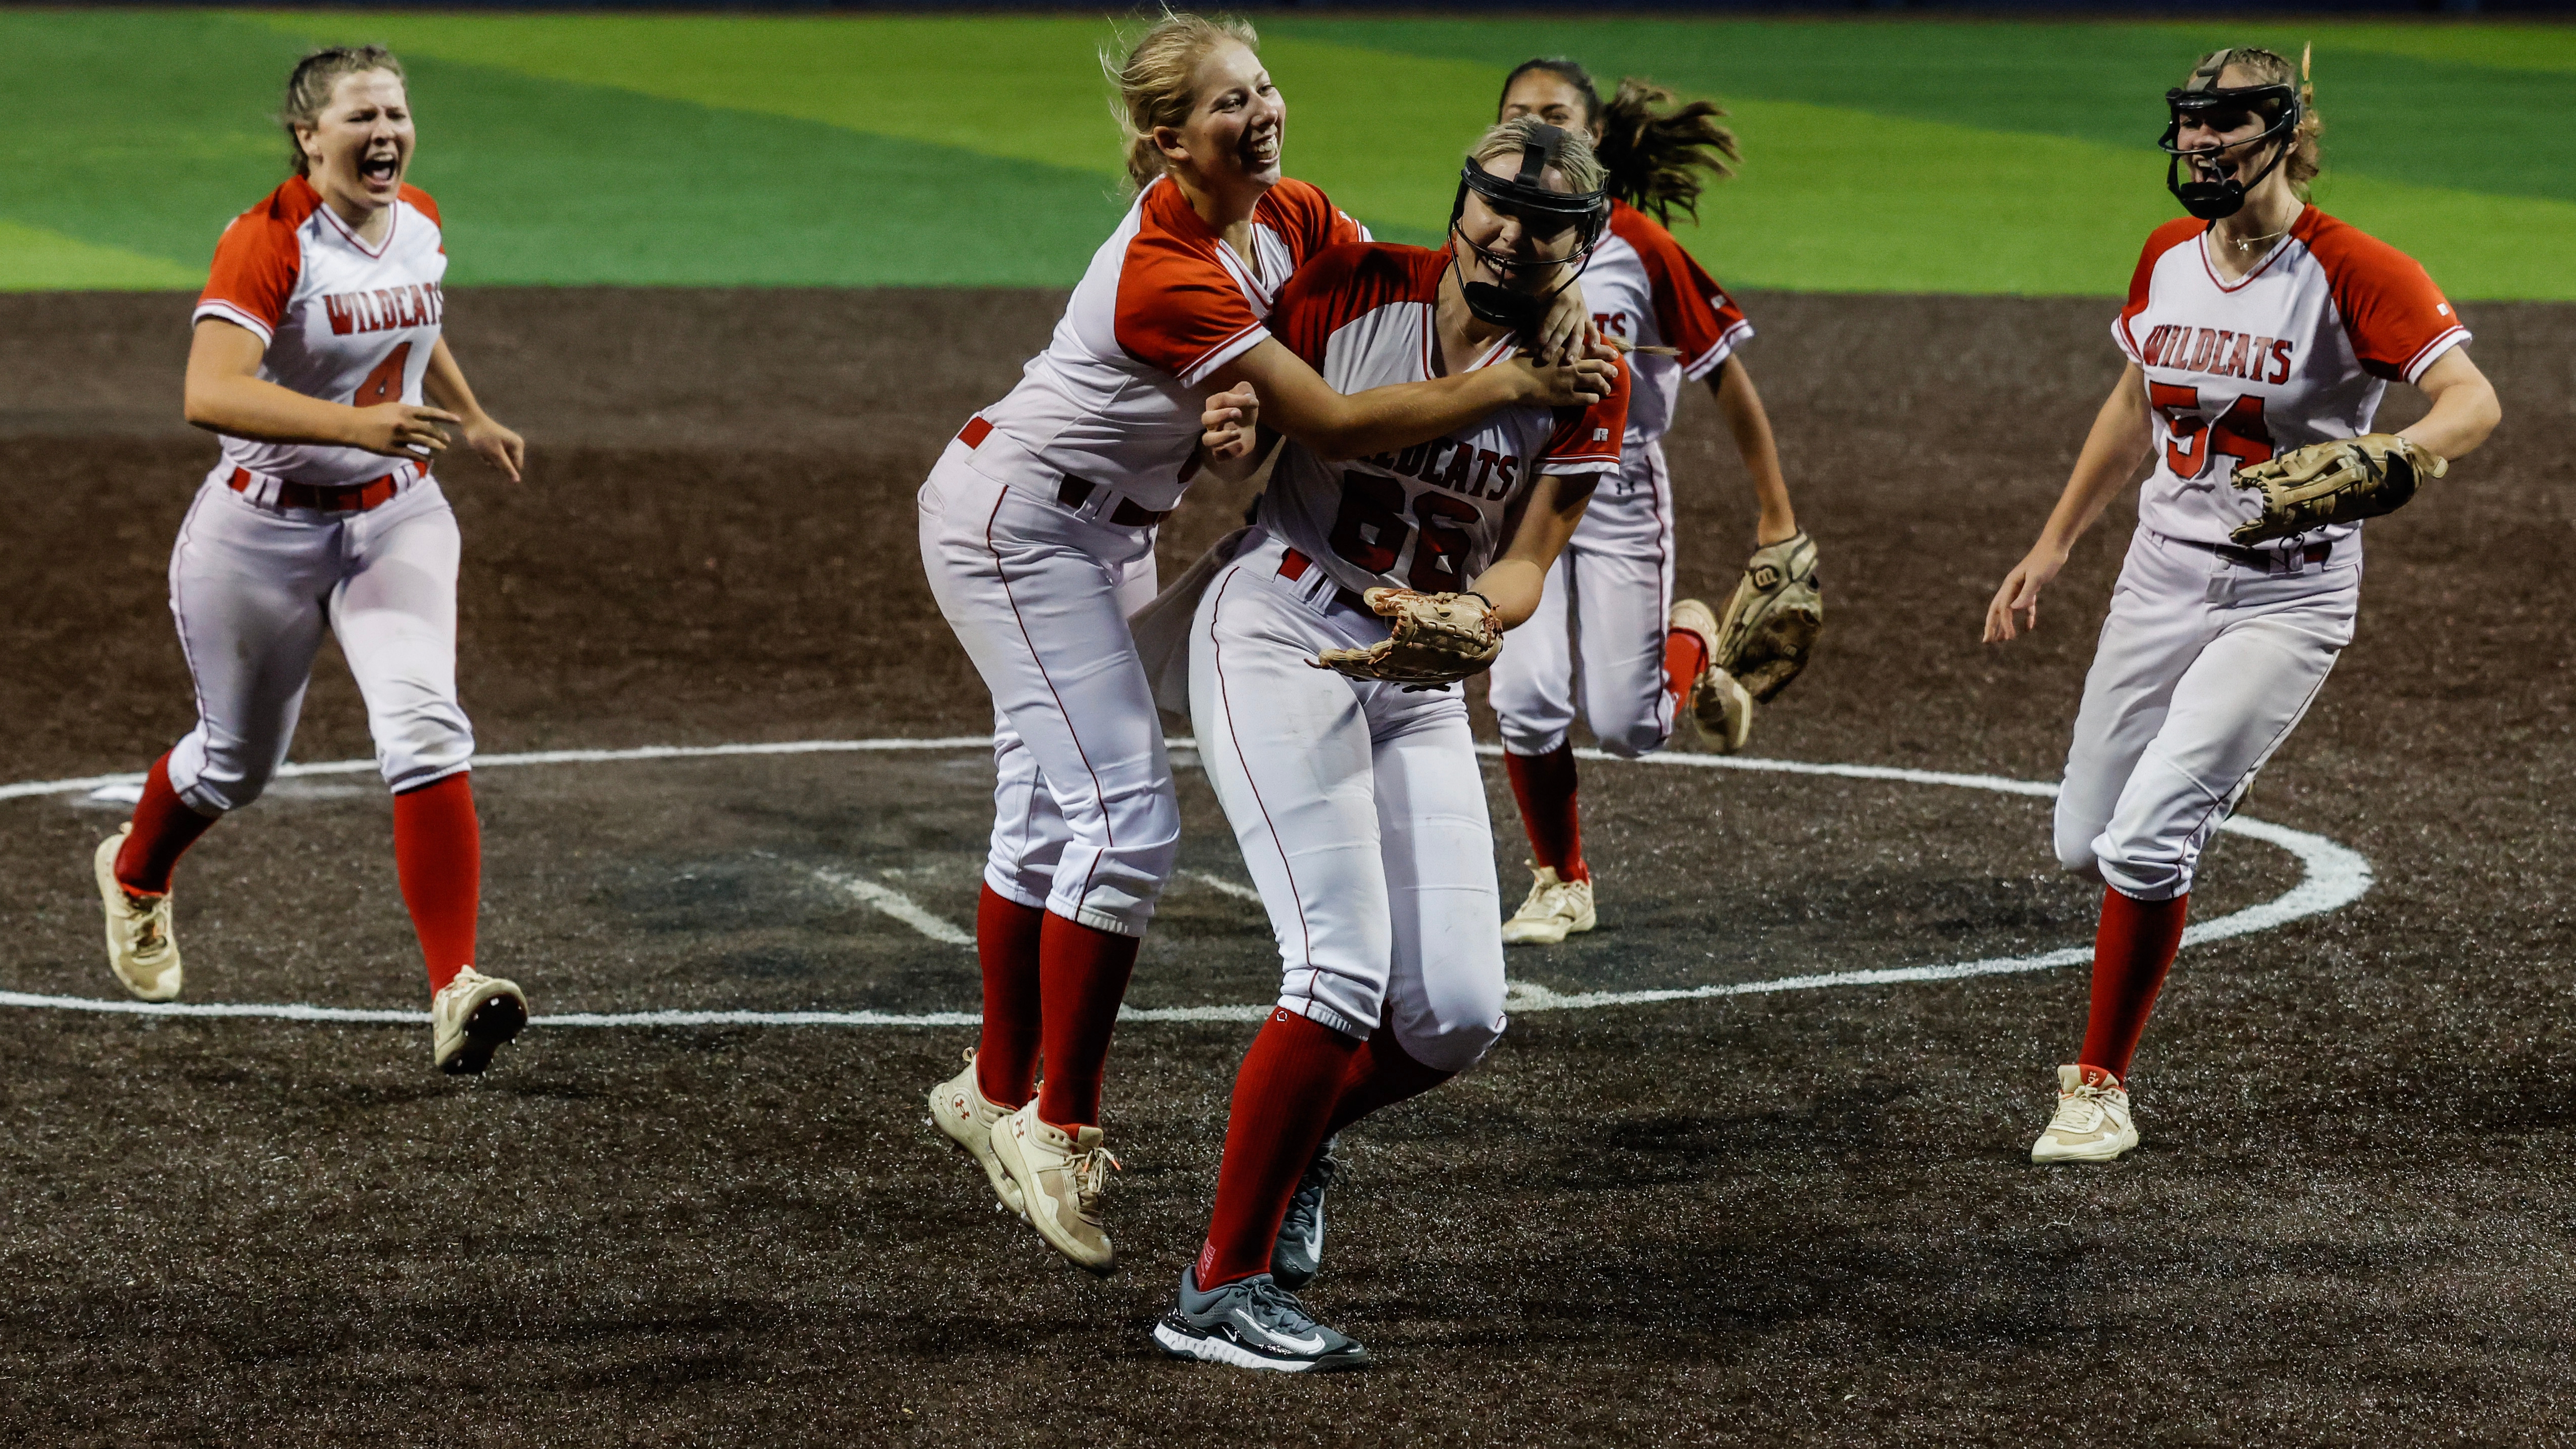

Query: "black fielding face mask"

xmin=1447 ymin=122 xmax=1608 ymax=336
xmin=2159 ymin=69 xmax=2302 ymax=222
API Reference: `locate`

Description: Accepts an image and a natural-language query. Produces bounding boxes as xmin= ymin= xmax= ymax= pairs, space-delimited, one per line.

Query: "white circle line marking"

xmin=5 ymin=736 xmax=2371 ymax=1028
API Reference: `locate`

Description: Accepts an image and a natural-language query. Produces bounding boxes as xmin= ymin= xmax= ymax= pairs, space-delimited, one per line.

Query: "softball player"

xmin=918 ymin=14 xmax=1614 ymax=1274
xmin=93 ymin=47 xmax=529 ymax=1074
xmin=1988 ymin=47 xmax=2499 ymax=1163
xmin=1150 ymin=120 xmax=1628 ymax=1372
xmin=1483 ymin=60 xmax=1806 ymax=946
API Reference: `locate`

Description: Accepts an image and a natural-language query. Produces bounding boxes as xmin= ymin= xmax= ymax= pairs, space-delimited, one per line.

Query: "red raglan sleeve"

xmin=399 ymin=183 xmax=446 ymax=253
xmin=2114 ymin=219 xmax=2204 ymax=364
xmin=194 ymin=207 xmax=303 ymax=347
xmin=1540 ymin=353 xmax=1631 ymax=476
xmin=1266 ymin=243 xmax=1426 ymax=371
xmin=1640 ymin=232 xmax=1753 ymax=380
xmin=1114 ymin=235 xmax=1271 ymax=389
xmin=2301 ymin=215 xmax=2470 ymax=383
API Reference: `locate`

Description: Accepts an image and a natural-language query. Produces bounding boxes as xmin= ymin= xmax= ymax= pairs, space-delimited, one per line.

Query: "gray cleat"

xmin=1269 ymin=1137 xmax=1337 ymax=1290
xmin=1152 ymin=1267 xmax=1371 ymax=1373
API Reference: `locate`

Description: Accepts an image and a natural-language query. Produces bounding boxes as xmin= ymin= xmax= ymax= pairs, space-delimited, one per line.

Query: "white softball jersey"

xmin=958 ymin=175 xmax=1366 ymax=515
xmin=1177 ymin=242 xmax=1625 ymax=1062
xmin=1583 ymin=200 xmax=1753 ymax=449
xmin=194 ymin=174 xmax=449 ymax=490
xmin=1489 ymin=202 xmax=1753 ymax=761
xmin=2114 ymin=207 xmax=2469 ymax=552
xmin=2052 ymin=208 xmax=2465 ymax=903
xmin=1256 ymin=243 xmax=1630 ymax=599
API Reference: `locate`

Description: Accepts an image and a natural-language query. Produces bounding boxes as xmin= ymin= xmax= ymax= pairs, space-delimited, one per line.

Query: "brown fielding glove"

xmin=1712 ymin=531 xmax=1823 ymax=704
xmin=2229 ymin=432 xmax=2446 ymax=545
xmin=1312 ymin=587 xmax=1503 ymax=691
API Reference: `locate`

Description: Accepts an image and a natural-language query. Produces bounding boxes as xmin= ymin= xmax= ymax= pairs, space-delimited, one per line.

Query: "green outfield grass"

xmin=0 ymin=10 xmax=2564 ymax=297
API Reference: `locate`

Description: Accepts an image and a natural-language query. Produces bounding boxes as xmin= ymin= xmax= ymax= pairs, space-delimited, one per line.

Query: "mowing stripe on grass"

xmin=1 ymin=13 xmax=2562 ymax=295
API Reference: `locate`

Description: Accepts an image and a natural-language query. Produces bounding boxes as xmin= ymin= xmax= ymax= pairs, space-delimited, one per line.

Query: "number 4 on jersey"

xmin=352 ymin=341 xmax=413 ymax=408
xmin=2150 ymin=382 xmax=2272 ymax=479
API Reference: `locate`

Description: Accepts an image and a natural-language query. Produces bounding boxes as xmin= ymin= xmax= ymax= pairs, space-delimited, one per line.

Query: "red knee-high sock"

xmin=1322 ymin=1024 xmax=1456 ymax=1140
xmin=1504 ymin=744 xmax=1588 ymax=884
xmin=2077 ymin=887 xmax=2191 ymax=1081
xmin=391 ymin=774 xmax=480 ymax=993
xmin=1196 ymin=1009 xmax=1364 ymax=1288
xmin=974 ymin=885 xmax=1046 ymax=1107
xmin=115 ymin=753 xmax=218 ymax=895
xmin=1662 ymin=626 xmax=1710 ymax=717
xmin=1031 ymin=913 xmax=1139 ymax=1130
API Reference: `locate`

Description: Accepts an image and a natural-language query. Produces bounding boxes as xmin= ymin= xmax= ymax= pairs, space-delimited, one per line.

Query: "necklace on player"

xmin=2226 ymin=216 xmax=2295 ymax=252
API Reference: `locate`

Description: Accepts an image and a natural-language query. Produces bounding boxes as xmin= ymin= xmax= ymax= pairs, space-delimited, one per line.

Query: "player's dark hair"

xmin=1595 ymin=78 xmax=1739 ymax=227
xmin=281 ymin=45 xmax=407 ymax=178
xmin=1499 ymin=59 xmax=1740 ymax=227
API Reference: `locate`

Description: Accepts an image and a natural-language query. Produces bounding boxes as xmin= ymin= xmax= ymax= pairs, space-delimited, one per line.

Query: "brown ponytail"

xmin=1595 ymin=77 xmax=1739 ymax=227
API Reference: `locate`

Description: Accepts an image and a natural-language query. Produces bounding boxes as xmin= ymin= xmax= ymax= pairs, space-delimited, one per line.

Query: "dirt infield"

xmin=0 ymin=288 xmax=2570 ymax=1445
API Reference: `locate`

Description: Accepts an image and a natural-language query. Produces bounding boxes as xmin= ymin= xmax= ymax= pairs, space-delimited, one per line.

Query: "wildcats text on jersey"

xmin=1359 ymin=437 xmax=1522 ymax=502
xmin=323 ymin=283 xmax=445 ymax=337
xmin=2135 ymin=324 xmax=2294 ymax=384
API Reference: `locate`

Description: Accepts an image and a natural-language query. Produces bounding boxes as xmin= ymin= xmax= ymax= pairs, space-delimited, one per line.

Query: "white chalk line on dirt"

xmin=1 ymin=736 xmax=2371 ymax=1029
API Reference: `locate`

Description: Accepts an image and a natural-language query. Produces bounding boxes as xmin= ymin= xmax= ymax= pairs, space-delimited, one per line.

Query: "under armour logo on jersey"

xmin=1592 ymin=428 xmax=1609 ymax=441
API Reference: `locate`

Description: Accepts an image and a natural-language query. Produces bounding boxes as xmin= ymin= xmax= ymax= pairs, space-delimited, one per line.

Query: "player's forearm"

xmin=1280 ymin=368 xmax=1523 ymax=462
xmin=1465 ymin=558 xmax=1547 ymax=630
xmin=2033 ymin=373 xmax=2154 ymax=555
xmin=183 ymin=369 xmax=363 ymax=448
xmin=1472 ymin=473 xmax=1596 ymax=629
xmin=1707 ymin=359 xmax=1798 ymax=544
xmin=2399 ymin=351 xmax=2500 ymax=462
xmin=421 ymin=338 xmax=490 ymax=424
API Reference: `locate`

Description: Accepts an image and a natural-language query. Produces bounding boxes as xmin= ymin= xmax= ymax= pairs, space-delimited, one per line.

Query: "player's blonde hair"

xmin=2190 ymin=44 xmax=2325 ymax=196
xmin=281 ymin=45 xmax=407 ymax=178
xmin=1103 ymin=9 xmax=1262 ymax=193
xmin=1466 ymin=116 xmax=1607 ymax=200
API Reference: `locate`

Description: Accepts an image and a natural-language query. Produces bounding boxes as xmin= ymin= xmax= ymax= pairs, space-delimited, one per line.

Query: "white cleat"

xmin=2031 ymin=1064 xmax=2139 ymax=1164
xmin=1501 ymin=864 xmax=1596 ymax=946
xmin=93 ymin=826 xmax=181 ymax=1002
xmin=928 ymin=1048 xmax=1026 ymax=1219
xmin=1672 ymin=598 xmax=1752 ymax=754
xmin=989 ymin=1099 xmax=1120 ymax=1274
xmin=432 ymin=967 xmax=528 ymax=1075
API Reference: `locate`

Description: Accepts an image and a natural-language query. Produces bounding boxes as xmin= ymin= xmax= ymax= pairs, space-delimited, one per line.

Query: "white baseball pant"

xmin=2054 ymin=526 xmax=2360 ymax=901
xmin=918 ymin=449 xmax=1178 ymax=936
xmin=1189 ymin=531 xmax=1508 ymax=1071
xmin=1490 ymin=441 xmax=1677 ymax=759
xmin=164 ymin=466 xmax=473 ymax=814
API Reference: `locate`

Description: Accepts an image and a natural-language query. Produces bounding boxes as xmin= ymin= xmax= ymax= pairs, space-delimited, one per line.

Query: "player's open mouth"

xmin=1239 ymin=127 xmax=1280 ymax=169
xmin=358 ymin=154 xmax=401 ymax=187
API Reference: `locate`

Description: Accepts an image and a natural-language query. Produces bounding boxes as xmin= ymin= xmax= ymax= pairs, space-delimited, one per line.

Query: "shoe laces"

xmin=1068 ymin=1143 xmax=1122 ymax=1214
xmin=2051 ymin=1083 xmax=2116 ymax=1133
xmin=125 ymin=893 xmax=171 ymax=955
xmin=1294 ymin=1150 xmax=1338 ymax=1200
xmin=1234 ymin=1276 xmax=1323 ymax=1334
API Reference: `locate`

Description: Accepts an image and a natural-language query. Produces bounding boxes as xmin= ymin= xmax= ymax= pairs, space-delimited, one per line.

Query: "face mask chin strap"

xmin=1447 ymin=243 xmax=1592 ymax=332
xmin=2165 ymin=128 xmax=2296 ymax=222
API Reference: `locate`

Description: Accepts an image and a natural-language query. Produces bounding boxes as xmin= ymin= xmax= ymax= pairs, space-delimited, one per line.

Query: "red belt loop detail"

xmin=957 ymin=417 xmax=993 ymax=449
xmin=1278 ymin=548 xmax=1312 ymax=582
